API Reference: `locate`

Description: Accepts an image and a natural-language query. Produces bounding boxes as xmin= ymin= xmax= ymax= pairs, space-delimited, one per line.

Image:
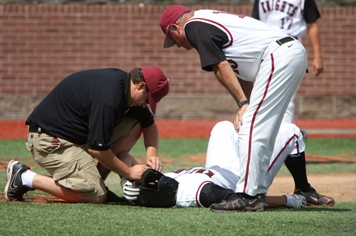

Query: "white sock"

xmin=21 ymin=170 xmax=36 ymax=189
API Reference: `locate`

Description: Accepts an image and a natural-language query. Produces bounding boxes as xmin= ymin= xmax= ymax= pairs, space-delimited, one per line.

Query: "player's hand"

xmin=285 ymin=194 xmax=306 ymax=209
xmin=312 ymin=57 xmax=323 ymax=76
xmin=128 ymin=164 xmax=148 ymax=181
xmin=120 ymin=178 xmax=140 ymax=202
xmin=146 ymin=156 xmax=162 ymax=172
xmin=234 ymin=104 xmax=248 ymax=132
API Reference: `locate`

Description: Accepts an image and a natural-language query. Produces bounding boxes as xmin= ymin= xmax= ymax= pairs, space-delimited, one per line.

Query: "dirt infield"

xmin=268 ymin=174 xmax=356 ymax=202
xmin=1 ymin=119 xmax=355 ymax=203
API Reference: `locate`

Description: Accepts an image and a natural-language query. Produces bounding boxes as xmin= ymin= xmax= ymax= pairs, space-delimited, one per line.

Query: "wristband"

xmin=238 ymin=100 xmax=249 ymax=108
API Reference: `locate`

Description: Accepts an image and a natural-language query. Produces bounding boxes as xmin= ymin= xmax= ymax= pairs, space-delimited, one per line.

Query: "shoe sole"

xmin=210 ymin=203 xmax=268 ymax=213
xmin=306 ymin=202 xmax=335 ymax=207
xmin=4 ymin=160 xmax=19 ymax=201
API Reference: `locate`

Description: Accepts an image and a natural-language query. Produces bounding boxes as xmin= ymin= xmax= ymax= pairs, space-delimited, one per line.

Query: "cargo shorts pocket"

xmin=37 ymin=134 xmax=61 ymax=154
xmin=53 ymin=160 xmax=95 ymax=194
xmin=26 ymin=136 xmax=34 ymax=152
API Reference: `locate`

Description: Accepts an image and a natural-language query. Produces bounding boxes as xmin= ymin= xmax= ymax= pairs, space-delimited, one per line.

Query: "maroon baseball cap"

xmin=141 ymin=66 xmax=169 ymax=114
xmin=159 ymin=5 xmax=190 ymax=48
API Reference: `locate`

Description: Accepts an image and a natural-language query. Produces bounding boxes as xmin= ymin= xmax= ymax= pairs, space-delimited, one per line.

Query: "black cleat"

xmin=295 ymin=187 xmax=335 ymax=206
xmin=4 ymin=160 xmax=33 ymax=202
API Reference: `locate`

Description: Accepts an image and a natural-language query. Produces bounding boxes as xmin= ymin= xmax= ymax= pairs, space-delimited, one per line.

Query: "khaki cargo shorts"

xmin=26 ymin=116 xmax=139 ymax=198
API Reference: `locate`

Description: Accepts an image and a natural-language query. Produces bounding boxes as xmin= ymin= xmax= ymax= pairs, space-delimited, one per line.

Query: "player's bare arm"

xmin=142 ymin=122 xmax=162 ymax=172
xmin=213 ymin=61 xmax=249 ymax=132
xmin=307 ymin=22 xmax=323 ymax=76
xmin=89 ymin=149 xmax=147 ymax=180
xmin=238 ymin=78 xmax=253 ymax=101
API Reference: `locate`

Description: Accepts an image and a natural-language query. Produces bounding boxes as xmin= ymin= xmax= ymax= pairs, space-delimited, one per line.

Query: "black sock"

xmin=284 ymin=152 xmax=310 ymax=192
xmin=243 ymin=193 xmax=256 ymax=199
xmin=104 ymin=187 xmax=129 ymax=203
xmin=199 ymin=183 xmax=236 ymax=207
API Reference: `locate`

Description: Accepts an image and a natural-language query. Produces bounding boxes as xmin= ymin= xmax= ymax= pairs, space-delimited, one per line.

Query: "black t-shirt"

xmin=26 ymin=68 xmax=154 ymax=150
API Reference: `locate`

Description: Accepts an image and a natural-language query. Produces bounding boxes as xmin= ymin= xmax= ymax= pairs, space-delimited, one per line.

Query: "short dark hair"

xmin=130 ymin=67 xmax=145 ymax=85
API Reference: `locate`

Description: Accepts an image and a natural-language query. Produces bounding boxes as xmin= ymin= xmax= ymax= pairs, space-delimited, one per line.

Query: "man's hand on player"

xmin=234 ymin=104 xmax=248 ymax=132
xmin=128 ymin=165 xmax=148 ymax=180
xmin=146 ymin=156 xmax=162 ymax=172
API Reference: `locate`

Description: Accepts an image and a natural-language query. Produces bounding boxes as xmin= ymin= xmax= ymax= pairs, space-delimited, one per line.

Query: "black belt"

xmin=276 ymin=36 xmax=295 ymax=46
xmin=29 ymin=124 xmax=45 ymax=134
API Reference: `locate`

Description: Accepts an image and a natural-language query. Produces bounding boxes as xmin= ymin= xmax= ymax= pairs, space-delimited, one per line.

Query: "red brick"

xmin=0 ymin=5 xmax=355 ymax=97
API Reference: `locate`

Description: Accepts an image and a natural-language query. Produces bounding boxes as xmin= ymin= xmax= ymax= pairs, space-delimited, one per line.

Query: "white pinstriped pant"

xmin=236 ymin=40 xmax=307 ymax=196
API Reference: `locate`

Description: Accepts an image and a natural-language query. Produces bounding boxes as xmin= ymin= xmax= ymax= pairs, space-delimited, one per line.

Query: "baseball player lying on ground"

xmin=121 ymin=121 xmax=334 ymax=210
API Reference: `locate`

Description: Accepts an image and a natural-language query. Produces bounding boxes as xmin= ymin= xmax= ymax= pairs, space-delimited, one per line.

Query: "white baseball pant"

xmin=236 ymin=39 xmax=307 ymax=196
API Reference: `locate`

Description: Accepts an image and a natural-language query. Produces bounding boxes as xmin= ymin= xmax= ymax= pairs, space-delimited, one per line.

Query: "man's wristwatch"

xmin=238 ymin=100 xmax=249 ymax=108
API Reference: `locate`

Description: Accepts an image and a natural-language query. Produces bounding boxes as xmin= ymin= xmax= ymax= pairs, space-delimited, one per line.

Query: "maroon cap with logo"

xmin=159 ymin=5 xmax=190 ymax=48
xmin=141 ymin=66 xmax=169 ymax=114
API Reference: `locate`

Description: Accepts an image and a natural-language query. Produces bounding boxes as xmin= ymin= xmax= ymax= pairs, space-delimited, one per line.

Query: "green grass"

xmin=305 ymin=138 xmax=356 ymax=159
xmin=1 ymin=138 xmax=356 ymax=235
xmin=0 ymin=139 xmax=31 ymax=159
xmin=0 ymin=202 xmax=355 ymax=236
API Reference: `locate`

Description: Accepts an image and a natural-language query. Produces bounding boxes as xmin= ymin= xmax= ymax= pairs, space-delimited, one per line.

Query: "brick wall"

xmin=1 ymin=5 xmax=356 ymax=119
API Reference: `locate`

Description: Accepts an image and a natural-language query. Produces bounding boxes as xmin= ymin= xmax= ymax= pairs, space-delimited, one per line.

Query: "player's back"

xmin=252 ymin=0 xmax=307 ymax=38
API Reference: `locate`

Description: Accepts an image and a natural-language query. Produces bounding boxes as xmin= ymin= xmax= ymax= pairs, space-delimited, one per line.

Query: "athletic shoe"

xmin=4 ymin=160 xmax=32 ymax=202
xmin=294 ymin=187 xmax=335 ymax=206
xmin=210 ymin=193 xmax=268 ymax=212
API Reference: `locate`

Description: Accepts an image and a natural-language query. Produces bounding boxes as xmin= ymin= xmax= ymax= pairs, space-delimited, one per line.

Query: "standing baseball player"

xmin=251 ymin=0 xmax=325 ymax=199
xmin=124 ymin=121 xmax=334 ymax=210
xmin=159 ymin=5 xmax=307 ymax=212
xmin=4 ymin=66 xmax=169 ymax=203
xmin=252 ymin=0 xmax=324 ymax=127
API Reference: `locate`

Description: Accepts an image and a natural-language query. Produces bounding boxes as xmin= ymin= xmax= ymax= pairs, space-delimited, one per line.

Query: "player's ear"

xmin=137 ymin=82 xmax=147 ymax=91
xmin=171 ymin=24 xmax=179 ymax=33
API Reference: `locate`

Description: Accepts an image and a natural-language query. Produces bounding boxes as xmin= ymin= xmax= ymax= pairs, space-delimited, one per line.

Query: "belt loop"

xmin=276 ymin=36 xmax=294 ymax=46
xmin=38 ymin=127 xmax=42 ymax=134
